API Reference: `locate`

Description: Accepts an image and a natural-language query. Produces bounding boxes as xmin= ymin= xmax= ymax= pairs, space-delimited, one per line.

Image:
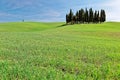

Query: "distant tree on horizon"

xmin=22 ymin=19 xmax=24 ymax=22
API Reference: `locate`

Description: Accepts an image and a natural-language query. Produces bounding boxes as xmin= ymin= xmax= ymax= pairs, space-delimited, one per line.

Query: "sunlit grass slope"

xmin=0 ymin=22 xmax=63 ymax=32
xmin=0 ymin=22 xmax=120 ymax=80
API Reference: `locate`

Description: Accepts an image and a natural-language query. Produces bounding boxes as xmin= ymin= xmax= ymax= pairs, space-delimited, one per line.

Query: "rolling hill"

xmin=0 ymin=22 xmax=120 ymax=80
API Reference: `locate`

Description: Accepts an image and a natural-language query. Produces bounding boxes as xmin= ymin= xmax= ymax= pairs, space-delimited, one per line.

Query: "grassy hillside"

xmin=0 ymin=22 xmax=120 ymax=80
xmin=0 ymin=22 xmax=64 ymax=32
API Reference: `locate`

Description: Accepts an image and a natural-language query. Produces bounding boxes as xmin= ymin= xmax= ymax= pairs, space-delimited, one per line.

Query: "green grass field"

xmin=0 ymin=22 xmax=120 ymax=80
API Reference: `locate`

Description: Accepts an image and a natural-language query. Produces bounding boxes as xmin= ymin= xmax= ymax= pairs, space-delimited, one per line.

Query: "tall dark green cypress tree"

xmin=79 ymin=9 xmax=82 ymax=23
xmin=69 ymin=9 xmax=74 ymax=24
xmin=100 ymin=9 xmax=103 ymax=23
xmin=97 ymin=11 xmax=100 ymax=23
xmin=79 ymin=9 xmax=84 ymax=23
xmin=89 ymin=8 xmax=94 ymax=23
xmin=85 ymin=8 xmax=89 ymax=23
xmin=76 ymin=11 xmax=79 ymax=24
xmin=66 ymin=14 xmax=67 ymax=24
xmin=103 ymin=10 xmax=106 ymax=22
xmin=93 ymin=10 xmax=97 ymax=23
xmin=66 ymin=14 xmax=68 ymax=24
xmin=82 ymin=9 xmax=85 ymax=23
xmin=100 ymin=9 xmax=106 ymax=23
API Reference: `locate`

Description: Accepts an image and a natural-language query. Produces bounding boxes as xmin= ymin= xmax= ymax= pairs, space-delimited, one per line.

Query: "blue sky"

xmin=0 ymin=0 xmax=120 ymax=22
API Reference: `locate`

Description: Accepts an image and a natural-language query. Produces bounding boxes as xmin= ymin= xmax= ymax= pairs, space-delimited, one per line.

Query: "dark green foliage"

xmin=89 ymin=8 xmax=94 ymax=23
xmin=81 ymin=9 xmax=85 ymax=23
xmin=66 ymin=8 xmax=106 ymax=24
xmin=73 ymin=15 xmax=77 ymax=24
xmin=93 ymin=11 xmax=98 ymax=23
xmin=66 ymin=9 xmax=74 ymax=24
xmin=66 ymin=14 xmax=69 ymax=24
xmin=100 ymin=9 xmax=106 ymax=23
xmin=75 ymin=11 xmax=79 ymax=24
xmin=69 ymin=9 xmax=74 ymax=24
xmin=84 ymin=8 xmax=89 ymax=23
xmin=97 ymin=11 xmax=100 ymax=23
xmin=79 ymin=9 xmax=85 ymax=23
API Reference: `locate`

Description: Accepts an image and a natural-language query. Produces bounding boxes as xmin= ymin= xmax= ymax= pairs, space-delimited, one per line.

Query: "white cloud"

xmin=0 ymin=12 xmax=10 ymax=16
xmin=0 ymin=12 xmax=15 ymax=17
xmin=102 ymin=0 xmax=120 ymax=21
xmin=42 ymin=10 xmax=61 ymax=18
xmin=6 ymin=0 xmax=42 ymax=10
xmin=73 ymin=0 xmax=120 ymax=22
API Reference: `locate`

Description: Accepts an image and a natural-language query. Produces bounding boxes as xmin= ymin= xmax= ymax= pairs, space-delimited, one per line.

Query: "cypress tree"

xmin=66 ymin=14 xmax=68 ymax=24
xmin=69 ymin=9 xmax=74 ymax=24
xmin=79 ymin=9 xmax=82 ymax=23
xmin=84 ymin=8 xmax=89 ymax=23
xmin=100 ymin=9 xmax=106 ymax=23
xmin=79 ymin=9 xmax=84 ymax=23
xmin=97 ymin=11 xmax=100 ymax=23
xmin=93 ymin=10 xmax=97 ymax=23
xmin=89 ymin=8 xmax=94 ymax=23
xmin=76 ymin=11 xmax=79 ymax=24
xmin=103 ymin=10 xmax=106 ymax=22
xmin=100 ymin=10 xmax=103 ymax=23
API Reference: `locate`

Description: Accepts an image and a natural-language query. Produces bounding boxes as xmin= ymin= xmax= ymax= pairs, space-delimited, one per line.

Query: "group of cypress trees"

xmin=66 ymin=8 xmax=106 ymax=24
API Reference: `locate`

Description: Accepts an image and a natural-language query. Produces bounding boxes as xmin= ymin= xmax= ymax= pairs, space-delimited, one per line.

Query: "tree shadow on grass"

xmin=57 ymin=24 xmax=67 ymax=27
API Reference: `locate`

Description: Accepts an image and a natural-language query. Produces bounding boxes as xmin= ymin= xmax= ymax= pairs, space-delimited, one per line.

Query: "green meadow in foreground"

xmin=0 ymin=22 xmax=120 ymax=80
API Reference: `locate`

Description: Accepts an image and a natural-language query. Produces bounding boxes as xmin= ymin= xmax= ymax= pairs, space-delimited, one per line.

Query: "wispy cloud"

xmin=6 ymin=0 xmax=37 ymax=10
xmin=25 ymin=10 xmax=63 ymax=22
xmin=73 ymin=0 xmax=120 ymax=21
xmin=0 ymin=0 xmax=120 ymax=22
xmin=102 ymin=0 xmax=120 ymax=21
